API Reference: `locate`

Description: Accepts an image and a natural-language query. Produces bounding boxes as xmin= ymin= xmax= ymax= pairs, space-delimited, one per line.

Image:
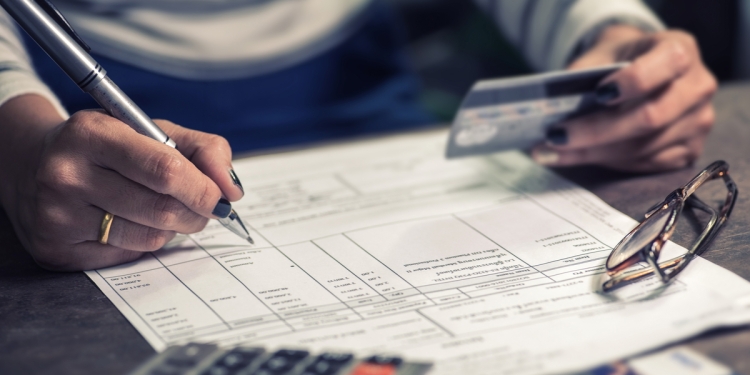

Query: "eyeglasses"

xmin=602 ymin=161 xmax=737 ymax=292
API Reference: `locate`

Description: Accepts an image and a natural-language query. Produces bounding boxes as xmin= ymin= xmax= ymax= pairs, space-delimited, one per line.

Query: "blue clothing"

xmin=24 ymin=2 xmax=433 ymax=152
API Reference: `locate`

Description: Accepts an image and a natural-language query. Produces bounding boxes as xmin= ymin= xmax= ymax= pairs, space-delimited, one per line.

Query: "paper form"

xmin=85 ymin=130 xmax=750 ymax=375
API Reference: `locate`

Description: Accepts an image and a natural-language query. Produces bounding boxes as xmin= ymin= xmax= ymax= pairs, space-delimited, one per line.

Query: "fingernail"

xmin=546 ymin=127 xmax=568 ymax=145
xmin=229 ymin=169 xmax=244 ymax=194
xmin=212 ymin=198 xmax=232 ymax=218
xmin=533 ymin=148 xmax=559 ymax=165
xmin=595 ymin=82 xmax=620 ymax=104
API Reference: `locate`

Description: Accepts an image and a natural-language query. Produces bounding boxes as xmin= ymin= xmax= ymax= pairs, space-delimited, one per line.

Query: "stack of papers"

xmin=86 ymin=130 xmax=750 ymax=374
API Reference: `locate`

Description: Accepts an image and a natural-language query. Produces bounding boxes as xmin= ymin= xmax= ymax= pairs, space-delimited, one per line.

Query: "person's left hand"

xmin=531 ymin=25 xmax=718 ymax=172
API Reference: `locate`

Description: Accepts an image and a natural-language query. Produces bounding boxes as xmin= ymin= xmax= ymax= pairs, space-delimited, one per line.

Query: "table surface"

xmin=3 ymin=83 xmax=750 ymax=375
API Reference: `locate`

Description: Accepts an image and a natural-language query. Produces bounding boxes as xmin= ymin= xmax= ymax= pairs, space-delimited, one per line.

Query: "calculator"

xmin=127 ymin=342 xmax=432 ymax=375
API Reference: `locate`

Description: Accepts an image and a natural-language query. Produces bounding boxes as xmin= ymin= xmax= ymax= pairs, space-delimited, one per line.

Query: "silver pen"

xmin=1 ymin=0 xmax=253 ymax=244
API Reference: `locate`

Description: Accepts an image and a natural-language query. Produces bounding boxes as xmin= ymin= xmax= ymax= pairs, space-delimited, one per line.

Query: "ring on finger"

xmin=98 ymin=212 xmax=115 ymax=245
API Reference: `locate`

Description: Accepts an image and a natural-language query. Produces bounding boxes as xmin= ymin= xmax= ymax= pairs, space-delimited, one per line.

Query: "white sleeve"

xmin=473 ymin=0 xmax=665 ymax=71
xmin=0 ymin=9 xmax=68 ymax=118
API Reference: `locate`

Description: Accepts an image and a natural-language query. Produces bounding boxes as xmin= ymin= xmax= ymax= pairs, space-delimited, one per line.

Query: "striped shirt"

xmin=0 ymin=0 xmax=663 ymax=118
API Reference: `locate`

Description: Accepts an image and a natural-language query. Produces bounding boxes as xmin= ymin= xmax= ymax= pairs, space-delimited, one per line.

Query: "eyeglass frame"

xmin=602 ymin=160 xmax=737 ymax=293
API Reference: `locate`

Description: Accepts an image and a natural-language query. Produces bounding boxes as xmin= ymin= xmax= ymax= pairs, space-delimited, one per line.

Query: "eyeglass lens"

xmin=607 ymin=205 xmax=674 ymax=269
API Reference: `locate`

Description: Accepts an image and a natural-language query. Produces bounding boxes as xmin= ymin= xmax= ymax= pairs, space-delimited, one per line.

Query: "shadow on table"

xmin=0 ymin=208 xmax=155 ymax=375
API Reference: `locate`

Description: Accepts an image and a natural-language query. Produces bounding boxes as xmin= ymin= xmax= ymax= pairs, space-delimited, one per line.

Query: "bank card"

xmin=446 ymin=63 xmax=627 ymax=158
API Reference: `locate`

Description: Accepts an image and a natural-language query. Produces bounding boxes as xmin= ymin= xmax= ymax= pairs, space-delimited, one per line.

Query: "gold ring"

xmin=98 ymin=212 xmax=115 ymax=245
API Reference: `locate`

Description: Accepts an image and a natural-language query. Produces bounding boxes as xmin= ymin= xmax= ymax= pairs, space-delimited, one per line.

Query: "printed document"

xmin=86 ymin=130 xmax=750 ymax=374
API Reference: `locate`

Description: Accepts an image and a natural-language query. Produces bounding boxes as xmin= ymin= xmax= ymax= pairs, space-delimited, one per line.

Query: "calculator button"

xmin=265 ymin=356 xmax=290 ymax=371
xmin=250 ymin=368 xmax=285 ymax=375
xmin=350 ymin=363 xmax=396 ymax=375
xmin=254 ymin=349 xmax=309 ymax=374
xmin=219 ymin=353 xmax=251 ymax=370
xmin=202 ymin=366 xmax=231 ymax=375
xmin=167 ymin=343 xmax=216 ymax=367
xmin=274 ymin=349 xmax=309 ymax=360
xmin=257 ymin=356 xmax=301 ymax=374
xmin=199 ymin=348 xmax=260 ymax=375
xmin=149 ymin=365 xmax=184 ymax=375
xmin=365 ymin=355 xmax=402 ymax=367
xmin=231 ymin=347 xmax=264 ymax=359
xmin=317 ymin=353 xmax=353 ymax=364
xmin=304 ymin=360 xmax=337 ymax=375
xmin=300 ymin=352 xmax=354 ymax=375
xmin=222 ymin=353 xmax=242 ymax=366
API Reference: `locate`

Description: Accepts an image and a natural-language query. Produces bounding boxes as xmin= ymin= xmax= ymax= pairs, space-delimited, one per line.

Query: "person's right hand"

xmin=0 ymin=94 xmax=244 ymax=271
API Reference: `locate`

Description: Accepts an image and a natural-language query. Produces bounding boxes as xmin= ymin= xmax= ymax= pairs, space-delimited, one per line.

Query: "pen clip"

xmin=33 ymin=0 xmax=91 ymax=52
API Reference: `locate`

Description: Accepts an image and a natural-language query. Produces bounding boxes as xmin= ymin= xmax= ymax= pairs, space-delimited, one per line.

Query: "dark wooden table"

xmin=2 ymin=83 xmax=750 ymax=375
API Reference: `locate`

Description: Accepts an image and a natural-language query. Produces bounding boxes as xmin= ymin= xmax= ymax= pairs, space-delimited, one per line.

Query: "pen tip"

xmin=247 ymin=236 xmax=255 ymax=245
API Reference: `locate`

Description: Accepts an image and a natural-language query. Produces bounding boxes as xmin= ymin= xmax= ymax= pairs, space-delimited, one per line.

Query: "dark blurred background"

xmin=390 ymin=0 xmax=744 ymax=121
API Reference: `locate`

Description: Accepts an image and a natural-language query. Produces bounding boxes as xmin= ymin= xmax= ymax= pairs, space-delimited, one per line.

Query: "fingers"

xmin=623 ymin=142 xmax=701 ymax=173
xmin=20 ymin=109 xmax=240 ymax=272
xmin=64 ymin=111 xmax=228 ymax=219
xmin=79 ymin=166 xmax=208 ymax=234
xmin=76 ymin=205 xmax=178 ymax=252
xmin=533 ymin=139 xmax=701 ymax=173
xmin=34 ymin=199 xmax=179 ymax=253
xmin=568 ymin=50 xmax=617 ymax=72
xmin=597 ymin=31 xmax=696 ymax=105
xmin=567 ymin=24 xmax=647 ymax=71
xmin=551 ymin=72 xmax=715 ymax=149
xmin=156 ymin=120 xmax=244 ymax=202
xmin=534 ymin=29 xmax=718 ymax=173
xmin=26 ymin=203 xmax=146 ymax=271
xmin=533 ymin=102 xmax=713 ymax=172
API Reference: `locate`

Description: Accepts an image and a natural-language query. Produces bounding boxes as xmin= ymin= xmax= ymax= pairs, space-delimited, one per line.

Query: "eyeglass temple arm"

xmin=645 ymin=250 xmax=669 ymax=282
xmin=683 ymin=161 xmax=730 ymax=197
xmin=644 ymin=161 xmax=730 ymax=220
xmin=685 ymin=196 xmax=719 ymax=255
xmin=684 ymin=163 xmax=738 ymax=255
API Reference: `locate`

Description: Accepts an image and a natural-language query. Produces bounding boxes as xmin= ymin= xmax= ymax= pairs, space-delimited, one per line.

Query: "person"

xmin=0 ymin=0 xmax=717 ymax=271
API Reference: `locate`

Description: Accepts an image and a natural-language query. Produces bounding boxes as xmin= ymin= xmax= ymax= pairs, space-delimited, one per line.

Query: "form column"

xmin=313 ymin=235 xmax=434 ymax=318
xmin=204 ymin=240 xmax=346 ymax=331
xmin=276 ymin=242 xmax=373 ymax=329
xmin=153 ymin=236 xmax=291 ymax=344
xmin=313 ymin=235 xmax=418 ymax=299
xmin=95 ymin=242 xmax=227 ymax=345
xmin=456 ymin=197 xmax=612 ymax=282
